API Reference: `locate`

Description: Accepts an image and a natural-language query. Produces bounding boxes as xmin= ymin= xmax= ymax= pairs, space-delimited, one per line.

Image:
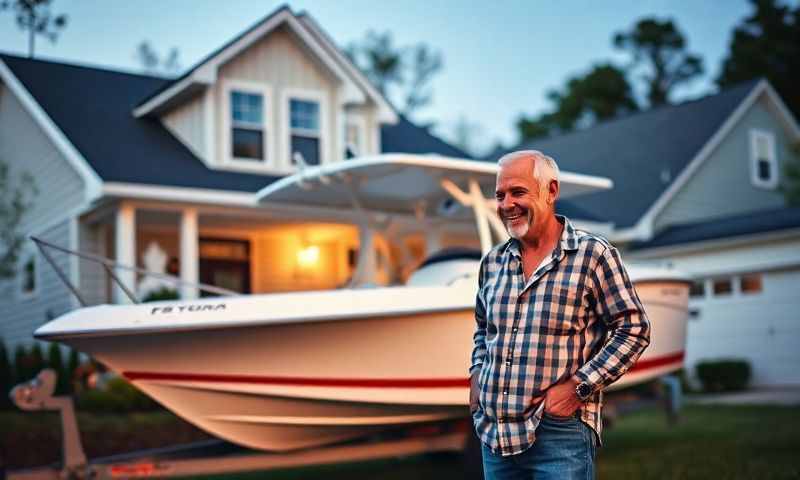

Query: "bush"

xmin=696 ymin=359 xmax=751 ymax=392
xmin=142 ymin=287 xmax=179 ymax=302
xmin=76 ymin=376 xmax=158 ymax=413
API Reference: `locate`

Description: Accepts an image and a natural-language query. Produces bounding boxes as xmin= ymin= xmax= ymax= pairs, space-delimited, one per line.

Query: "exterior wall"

xmin=0 ymin=81 xmax=88 ymax=347
xmin=0 ymin=219 xmax=76 ymax=347
xmin=162 ymin=91 xmax=206 ymax=161
xmin=628 ymin=233 xmax=800 ymax=387
xmin=214 ymin=26 xmax=341 ymax=171
xmin=346 ymin=104 xmax=381 ymax=156
xmin=77 ymin=221 xmax=110 ymax=306
xmin=654 ymin=96 xmax=795 ymax=231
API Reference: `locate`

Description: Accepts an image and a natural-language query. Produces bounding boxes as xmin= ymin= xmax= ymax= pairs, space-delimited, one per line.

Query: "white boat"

xmin=34 ymin=155 xmax=689 ymax=452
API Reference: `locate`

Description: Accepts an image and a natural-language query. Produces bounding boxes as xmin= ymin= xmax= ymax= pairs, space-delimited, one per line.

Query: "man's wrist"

xmin=571 ymin=374 xmax=593 ymax=401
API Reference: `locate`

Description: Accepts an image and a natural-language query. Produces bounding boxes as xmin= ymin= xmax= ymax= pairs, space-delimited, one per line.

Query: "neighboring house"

xmin=516 ymin=80 xmax=800 ymax=387
xmin=0 ymin=6 xmax=471 ymax=348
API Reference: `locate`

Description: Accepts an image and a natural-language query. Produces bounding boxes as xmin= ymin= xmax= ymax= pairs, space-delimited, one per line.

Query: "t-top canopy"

xmin=255 ymin=154 xmax=613 ymax=216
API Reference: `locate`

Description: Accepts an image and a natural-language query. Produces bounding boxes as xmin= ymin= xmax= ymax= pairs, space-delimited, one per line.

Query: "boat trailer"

xmin=5 ymin=370 xmax=473 ymax=480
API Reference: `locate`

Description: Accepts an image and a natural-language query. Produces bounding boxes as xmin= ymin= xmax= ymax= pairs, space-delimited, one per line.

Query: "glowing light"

xmin=297 ymin=245 xmax=320 ymax=267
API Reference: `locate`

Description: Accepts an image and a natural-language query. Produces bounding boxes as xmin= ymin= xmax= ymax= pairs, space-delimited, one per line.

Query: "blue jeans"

xmin=481 ymin=411 xmax=597 ymax=480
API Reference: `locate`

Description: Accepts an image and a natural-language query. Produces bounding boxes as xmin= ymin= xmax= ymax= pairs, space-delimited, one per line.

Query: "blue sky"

xmin=0 ymin=0 xmax=782 ymax=154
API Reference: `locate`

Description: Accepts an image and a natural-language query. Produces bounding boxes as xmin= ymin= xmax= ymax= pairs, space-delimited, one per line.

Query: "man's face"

xmin=495 ymin=157 xmax=552 ymax=241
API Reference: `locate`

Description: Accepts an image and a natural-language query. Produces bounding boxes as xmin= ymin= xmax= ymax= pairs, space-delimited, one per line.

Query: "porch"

xmin=74 ymin=199 xmax=480 ymax=305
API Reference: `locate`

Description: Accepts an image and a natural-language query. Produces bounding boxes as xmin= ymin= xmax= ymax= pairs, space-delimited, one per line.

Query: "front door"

xmin=199 ymin=238 xmax=251 ymax=296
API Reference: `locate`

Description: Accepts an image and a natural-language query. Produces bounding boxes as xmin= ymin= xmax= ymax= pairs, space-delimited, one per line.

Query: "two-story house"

xmin=0 ymin=6 xmax=473 ymax=347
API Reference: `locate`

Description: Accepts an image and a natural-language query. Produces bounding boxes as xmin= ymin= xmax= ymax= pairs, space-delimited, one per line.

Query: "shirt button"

xmin=512 ymin=327 xmax=518 ymax=333
xmin=506 ymin=360 xmax=511 ymax=366
xmin=499 ymin=419 xmax=504 ymax=424
xmin=503 ymin=390 xmax=508 ymax=395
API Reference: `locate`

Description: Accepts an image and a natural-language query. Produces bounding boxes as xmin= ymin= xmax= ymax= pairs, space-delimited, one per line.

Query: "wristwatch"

xmin=575 ymin=381 xmax=592 ymax=401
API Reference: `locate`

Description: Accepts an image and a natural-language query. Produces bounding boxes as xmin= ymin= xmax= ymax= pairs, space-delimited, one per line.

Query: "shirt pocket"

xmin=538 ymin=280 xmax=591 ymax=333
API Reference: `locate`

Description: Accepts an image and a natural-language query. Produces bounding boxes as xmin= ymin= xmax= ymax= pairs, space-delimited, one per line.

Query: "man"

xmin=469 ymin=150 xmax=651 ymax=479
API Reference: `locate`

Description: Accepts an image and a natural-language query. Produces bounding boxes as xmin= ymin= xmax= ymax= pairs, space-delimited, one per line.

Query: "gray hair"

xmin=498 ymin=150 xmax=560 ymax=187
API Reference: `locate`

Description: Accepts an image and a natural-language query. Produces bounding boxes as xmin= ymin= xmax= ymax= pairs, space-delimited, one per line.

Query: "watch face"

xmin=577 ymin=383 xmax=591 ymax=398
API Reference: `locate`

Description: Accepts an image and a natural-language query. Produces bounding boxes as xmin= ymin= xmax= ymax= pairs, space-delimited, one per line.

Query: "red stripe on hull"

xmin=123 ymin=351 xmax=684 ymax=388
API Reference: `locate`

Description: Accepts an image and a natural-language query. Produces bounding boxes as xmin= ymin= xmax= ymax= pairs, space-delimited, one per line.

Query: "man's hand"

xmin=544 ymin=377 xmax=583 ymax=417
xmin=469 ymin=371 xmax=480 ymax=414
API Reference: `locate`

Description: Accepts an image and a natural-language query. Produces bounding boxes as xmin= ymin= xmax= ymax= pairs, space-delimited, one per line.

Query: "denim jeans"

xmin=481 ymin=411 xmax=597 ymax=480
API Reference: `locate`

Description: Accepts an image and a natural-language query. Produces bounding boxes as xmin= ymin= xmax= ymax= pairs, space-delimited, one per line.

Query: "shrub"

xmin=0 ymin=339 xmax=11 ymax=409
xmin=696 ymin=359 xmax=751 ymax=392
xmin=142 ymin=287 xmax=179 ymax=302
xmin=76 ymin=376 xmax=158 ymax=413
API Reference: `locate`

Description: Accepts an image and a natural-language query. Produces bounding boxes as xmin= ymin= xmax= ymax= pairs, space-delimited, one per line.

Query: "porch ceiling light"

xmin=297 ymin=245 xmax=320 ymax=268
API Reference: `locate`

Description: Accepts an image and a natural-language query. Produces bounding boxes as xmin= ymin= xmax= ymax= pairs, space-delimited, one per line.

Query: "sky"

xmin=0 ymin=0 xmax=782 ymax=155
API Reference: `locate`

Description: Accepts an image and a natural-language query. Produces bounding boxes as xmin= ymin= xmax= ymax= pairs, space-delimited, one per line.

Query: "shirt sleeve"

xmin=573 ymin=245 xmax=651 ymax=393
xmin=469 ymin=257 xmax=488 ymax=376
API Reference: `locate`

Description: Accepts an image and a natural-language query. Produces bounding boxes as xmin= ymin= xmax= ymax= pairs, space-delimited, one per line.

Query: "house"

xmin=515 ymin=80 xmax=800 ymax=387
xmin=0 ymin=6 xmax=473 ymax=348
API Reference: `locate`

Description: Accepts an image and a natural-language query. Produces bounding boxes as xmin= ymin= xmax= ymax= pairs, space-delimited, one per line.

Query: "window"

xmin=689 ymin=280 xmax=705 ymax=298
xmin=289 ymin=99 xmax=320 ymax=166
xmin=749 ymin=130 xmax=778 ymax=189
xmin=740 ymin=274 xmax=763 ymax=294
xmin=19 ymin=250 xmax=38 ymax=298
xmin=230 ymin=91 xmax=265 ymax=161
xmin=712 ymin=278 xmax=732 ymax=296
xmin=344 ymin=113 xmax=366 ymax=159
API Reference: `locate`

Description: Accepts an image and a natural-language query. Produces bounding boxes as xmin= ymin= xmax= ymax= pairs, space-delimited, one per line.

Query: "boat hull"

xmin=42 ymin=274 xmax=688 ymax=452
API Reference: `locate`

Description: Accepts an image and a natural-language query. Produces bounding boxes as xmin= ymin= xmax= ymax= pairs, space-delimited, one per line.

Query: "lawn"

xmin=2 ymin=404 xmax=799 ymax=479
xmin=184 ymin=404 xmax=800 ymax=480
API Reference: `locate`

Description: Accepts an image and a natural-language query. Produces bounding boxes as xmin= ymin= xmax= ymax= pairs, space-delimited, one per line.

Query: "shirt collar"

xmin=505 ymin=214 xmax=579 ymax=258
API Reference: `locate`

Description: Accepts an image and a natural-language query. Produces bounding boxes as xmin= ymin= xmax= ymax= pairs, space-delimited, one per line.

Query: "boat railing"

xmin=31 ymin=236 xmax=239 ymax=307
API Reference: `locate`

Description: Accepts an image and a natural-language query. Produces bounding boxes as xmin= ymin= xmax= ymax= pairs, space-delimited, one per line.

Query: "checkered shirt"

xmin=470 ymin=215 xmax=651 ymax=456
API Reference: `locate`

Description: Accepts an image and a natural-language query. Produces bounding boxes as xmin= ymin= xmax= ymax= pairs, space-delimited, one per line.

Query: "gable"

xmin=518 ymin=80 xmax=758 ymax=229
xmin=654 ymin=94 xmax=796 ymax=231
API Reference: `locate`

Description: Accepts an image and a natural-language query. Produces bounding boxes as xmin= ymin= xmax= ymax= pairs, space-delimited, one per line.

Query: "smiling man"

xmin=469 ymin=150 xmax=651 ymax=479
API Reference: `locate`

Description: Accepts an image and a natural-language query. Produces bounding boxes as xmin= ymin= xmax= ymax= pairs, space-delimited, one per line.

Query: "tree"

xmin=0 ymin=159 xmax=38 ymax=279
xmin=0 ymin=339 xmax=11 ymax=408
xmin=516 ymin=64 xmax=638 ymax=141
xmin=135 ymin=40 xmax=182 ymax=76
xmin=346 ymin=31 xmax=443 ymax=116
xmin=613 ymin=17 xmax=704 ymax=107
xmin=0 ymin=0 xmax=67 ymax=58
xmin=717 ymin=0 xmax=800 ymax=118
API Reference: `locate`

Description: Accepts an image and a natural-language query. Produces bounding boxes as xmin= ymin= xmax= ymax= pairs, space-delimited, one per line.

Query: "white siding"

xmin=162 ymin=91 xmax=206 ymax=161
xmin=77 ymin=222 xmax=110 ymax=306
xmin=0 ymin=219 xmax=76 ymax=347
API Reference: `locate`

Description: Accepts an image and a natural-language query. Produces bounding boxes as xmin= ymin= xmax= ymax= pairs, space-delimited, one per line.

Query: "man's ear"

xmin=547 ymin=180 xmax=560 ymax=205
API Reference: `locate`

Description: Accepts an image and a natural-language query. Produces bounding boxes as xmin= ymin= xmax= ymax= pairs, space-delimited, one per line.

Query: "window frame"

xmin=280 ymin=87 xmax=329 ymax=170
xmin=749 ymin=129 xmax=778 ymax=190
xmin=221 ymin=80 xmax=275 ymax=171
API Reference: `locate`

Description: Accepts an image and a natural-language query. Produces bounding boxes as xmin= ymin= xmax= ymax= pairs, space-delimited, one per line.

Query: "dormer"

xmin=133 ymin=6 xmax=397 ymax=175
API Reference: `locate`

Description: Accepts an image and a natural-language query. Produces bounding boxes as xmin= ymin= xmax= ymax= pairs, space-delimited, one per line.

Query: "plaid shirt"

xmin=470 ymin=215 xmax=650 ymax=456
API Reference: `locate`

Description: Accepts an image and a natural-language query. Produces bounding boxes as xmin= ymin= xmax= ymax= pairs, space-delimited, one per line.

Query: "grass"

xmin=3 ymin=405 xmax=799 ymax=479
xmin=183 ymin=404 xmax=800 ymax=480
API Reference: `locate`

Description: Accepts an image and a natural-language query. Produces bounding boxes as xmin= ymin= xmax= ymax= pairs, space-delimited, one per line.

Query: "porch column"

xmin=180 ymin=208 xmax=199 ymax=299
xmin=114 ymin=203 xmax=136 ymax=304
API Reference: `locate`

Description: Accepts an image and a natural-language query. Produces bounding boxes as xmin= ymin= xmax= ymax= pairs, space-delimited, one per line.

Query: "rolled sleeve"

xmin=575 ymin=245 xmax=651 ymax=392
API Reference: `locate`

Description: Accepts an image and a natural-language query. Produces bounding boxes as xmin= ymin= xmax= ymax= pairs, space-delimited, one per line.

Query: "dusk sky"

xmin=0 ymin=0 xmax=787 ymax=155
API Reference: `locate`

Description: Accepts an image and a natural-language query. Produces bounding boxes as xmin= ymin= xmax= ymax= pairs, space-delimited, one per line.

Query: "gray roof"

xmin=514 ymin=80 xmax=761 ymax=228
xmin=629 ymin=206 xmax=800 ymax=250
xmin=0 ymin=53 xmax=468 ymax=193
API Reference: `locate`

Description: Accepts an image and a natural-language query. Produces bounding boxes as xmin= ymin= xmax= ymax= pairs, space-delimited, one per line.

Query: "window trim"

xmin=280 ymin=87 xmax=329 ymax=170
xmin=344 ymin=111 xmax=368 ymax=159
xmin=749 ymin=129 xmax=778 ymax=189
xmin=221 ymin=79 xmax=275 ymax=171
xmin=17 ymin=247 xmax=39 ymax=301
